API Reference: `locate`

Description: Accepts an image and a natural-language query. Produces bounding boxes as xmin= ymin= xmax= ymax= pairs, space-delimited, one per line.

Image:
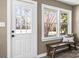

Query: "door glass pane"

xmin=43 ymin=7 xmax=57 ymax=37
xmin=60 ymin=11 xmax=68 ymax=35
xmin=16 ymin=6 xmax=21 ymax=29
xmin=16 ymin=5 xmax=32 ymax=33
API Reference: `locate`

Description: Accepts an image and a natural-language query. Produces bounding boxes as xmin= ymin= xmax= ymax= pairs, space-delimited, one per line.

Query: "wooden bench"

xmin=46 ymin=42 xmax=71 ymax=58
xmin=46 ymin=40 xmax=77 ymax=57
xmin=46 ymin=34 xmax=77 ymax=58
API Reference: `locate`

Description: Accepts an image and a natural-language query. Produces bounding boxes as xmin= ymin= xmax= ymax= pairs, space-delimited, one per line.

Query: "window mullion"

xmin=68 ymin=11 xmax=72 ymax=34
xmin=57 ymin=10 xmax=60 ymax=37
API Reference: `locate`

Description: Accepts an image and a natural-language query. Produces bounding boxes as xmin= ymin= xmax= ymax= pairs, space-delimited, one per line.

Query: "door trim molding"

xmin=7 ymin=0 xmax=11 ymax=57
xmin=7 ymin=0 xmax=37 ymax=58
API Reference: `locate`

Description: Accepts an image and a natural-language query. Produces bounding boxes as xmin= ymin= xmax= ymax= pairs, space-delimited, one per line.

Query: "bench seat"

xmin=50 ymin=42 xmax=69 ymax=48
xmin=46 ymin=42 xmax=77 ymax=58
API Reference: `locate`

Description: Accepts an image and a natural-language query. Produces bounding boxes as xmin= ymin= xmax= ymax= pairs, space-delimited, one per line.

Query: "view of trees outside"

xmin=60 ymin=12 xmax=68 ymax=35
xmin=16 ymin=6 xmax=32 ymax=33
xmin=44 ymin=8 xmax=57 ymax=37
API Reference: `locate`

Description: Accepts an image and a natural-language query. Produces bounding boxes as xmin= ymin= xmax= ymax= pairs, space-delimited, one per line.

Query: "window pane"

xmin=60 ymin=11 xmax=68 ymax=35
xmin=43 ymin=8 xmax=57 ymax=37
xmin=16 ymin=6 xmax=32 ymax=33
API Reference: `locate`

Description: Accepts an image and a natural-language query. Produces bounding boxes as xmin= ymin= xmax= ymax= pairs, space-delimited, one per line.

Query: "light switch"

xmin=0 ymin=22 xmax=5 ymax=27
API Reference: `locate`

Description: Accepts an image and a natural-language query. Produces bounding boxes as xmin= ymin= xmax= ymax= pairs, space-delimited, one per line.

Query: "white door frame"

xmin=7 ymin=0 xmax=37 ymax=58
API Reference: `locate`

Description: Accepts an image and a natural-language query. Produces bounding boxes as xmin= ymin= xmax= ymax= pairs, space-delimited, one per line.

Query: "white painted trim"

xmin=7 ymin=0 xmax=37 ymax=58
xmin=37 ymin=53 xmax=47 ymax=58
xmin=42 ymin=4 xmax=59 ymax=41
xmin=7 ymin=0 xmax=11 ymax=58
xmin=41 ymin=4 xmax=72 ymax=41
xmin=17 ymin=0 xmax=37 ymax=4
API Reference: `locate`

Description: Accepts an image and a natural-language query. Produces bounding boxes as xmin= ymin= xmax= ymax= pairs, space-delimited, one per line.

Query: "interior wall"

xmin=72 ymin=5 xmax=79 ymax=42
xmin=0 ymin=0 xmax=7 ymax=58
xmin=33 ymin=0 xmax=72 ymax=54
xmin=0 ymin=0 xmax=73 ymax=57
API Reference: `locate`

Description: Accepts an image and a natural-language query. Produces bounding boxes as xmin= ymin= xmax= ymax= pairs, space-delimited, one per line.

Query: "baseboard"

xmin=37 ymin=53 xmax=47 ymax=58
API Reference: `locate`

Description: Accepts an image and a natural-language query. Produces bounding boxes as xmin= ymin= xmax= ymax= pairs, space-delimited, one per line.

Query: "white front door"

xmin=11 ymin=0 xmax=37 ymax=58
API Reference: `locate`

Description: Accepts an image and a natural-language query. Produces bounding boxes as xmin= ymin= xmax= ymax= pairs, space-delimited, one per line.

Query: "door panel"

xmin=11 ymin=0 xmax=37 ymax=58
xmin=12 ymin=35 xmax=32 ymax=58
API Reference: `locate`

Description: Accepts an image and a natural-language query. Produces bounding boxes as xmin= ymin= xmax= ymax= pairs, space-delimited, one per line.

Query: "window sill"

xmin=42 ymin=34 xmax=69 ymax=42
xmin=42 ymin=36 xmax=63 ymax=42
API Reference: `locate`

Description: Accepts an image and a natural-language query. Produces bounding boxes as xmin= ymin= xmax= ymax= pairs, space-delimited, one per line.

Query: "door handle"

xmin=12 ymin=35 xmax=15 ymax=37
xmin=12 ymin=30 xmax=14 ymax=33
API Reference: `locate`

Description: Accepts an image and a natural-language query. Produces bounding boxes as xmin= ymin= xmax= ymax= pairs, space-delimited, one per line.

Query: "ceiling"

xmin=57 ymin=0 xmax=79 ymax=5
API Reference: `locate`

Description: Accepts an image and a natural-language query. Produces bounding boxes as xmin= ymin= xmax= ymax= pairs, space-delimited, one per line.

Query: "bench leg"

xmin=74 ymin=43 xmax=77 ymax=50
xmin=68 ymin=44 xmax=71 ymax=50
xmin=47 ymin=47 xmax=51 ymax=56
xmin=52 ymin=48 xmax=56 ymax=58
